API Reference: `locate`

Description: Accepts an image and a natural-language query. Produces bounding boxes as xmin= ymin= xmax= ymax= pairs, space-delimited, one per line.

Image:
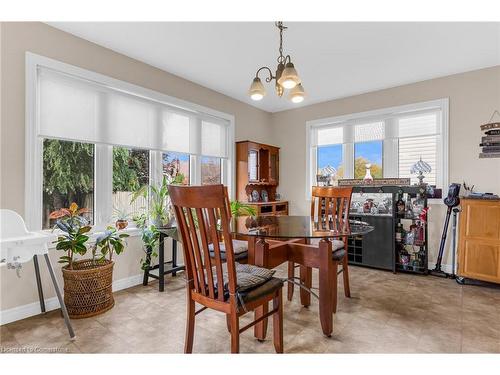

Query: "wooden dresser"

xmin=458 ymin=198 xmax=500 ymax=284
xmin=235 ymin=140 xmax=288 ymax=215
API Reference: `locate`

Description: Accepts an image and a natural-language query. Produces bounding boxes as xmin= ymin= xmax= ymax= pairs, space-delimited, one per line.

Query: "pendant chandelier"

xmin=248 ymin=21 xmax=305 ymax=103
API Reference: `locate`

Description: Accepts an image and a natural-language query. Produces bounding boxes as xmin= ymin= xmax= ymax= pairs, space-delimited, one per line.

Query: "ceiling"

xmin=48 ymin=22 xmax=500 ymax=113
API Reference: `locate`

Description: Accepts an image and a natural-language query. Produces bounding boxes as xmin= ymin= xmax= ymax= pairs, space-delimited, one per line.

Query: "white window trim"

xmin=25 ymin=52 xmax=235 ymax=231
xmin=305 ymin=98 xmax=449 ymax=201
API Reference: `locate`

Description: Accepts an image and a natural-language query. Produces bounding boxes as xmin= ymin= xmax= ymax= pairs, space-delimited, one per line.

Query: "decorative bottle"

xmin=363 ymin=163 xmax=373 ymax=184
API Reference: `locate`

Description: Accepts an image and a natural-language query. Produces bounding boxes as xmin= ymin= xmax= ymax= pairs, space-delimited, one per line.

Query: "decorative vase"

xmin=363 ymin=163 xmax=373 ymax=184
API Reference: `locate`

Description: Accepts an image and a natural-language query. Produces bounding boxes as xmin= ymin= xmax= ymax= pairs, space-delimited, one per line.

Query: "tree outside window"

xmin=354 ymin=141 xmax=383 ymax=179
xmin=42 ymin=139 xmax=94 ymax=229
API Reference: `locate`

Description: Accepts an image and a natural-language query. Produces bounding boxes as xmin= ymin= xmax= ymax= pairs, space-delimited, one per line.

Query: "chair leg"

xmin=230 ymin=313 xmax=240 ymax=353
xmin=273 ymin=289 xmax=284 ymax=353
xmin=185 ymin=296 xmax=195 ymax=353
xmin=287 ymin=261 xmax=294 ymax=301
xmin=226 ymin=314 xmax=232 ymax=333
xmin=332 ymin=262 xmax=338 ymax=314
xmin=342 ymin=256 xmax=351 ymax=298
xmin=254 ymin=303 xmax=268 ymax=341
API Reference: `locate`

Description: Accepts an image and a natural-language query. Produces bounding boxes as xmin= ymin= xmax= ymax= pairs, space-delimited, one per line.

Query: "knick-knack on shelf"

xmin=363 ymin=163 xmax=374 ymax=184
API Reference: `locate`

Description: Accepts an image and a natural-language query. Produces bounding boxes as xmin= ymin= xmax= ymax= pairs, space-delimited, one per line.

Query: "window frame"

xmin=305 ymin=98 xmax=449 ymax=200
xmin=26 ymin=52 xmax=235 ymax=231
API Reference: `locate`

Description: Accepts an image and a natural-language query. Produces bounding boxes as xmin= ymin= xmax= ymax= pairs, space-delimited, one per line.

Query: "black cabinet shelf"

xmin=347 ymin=185 xmax=429 ymax=275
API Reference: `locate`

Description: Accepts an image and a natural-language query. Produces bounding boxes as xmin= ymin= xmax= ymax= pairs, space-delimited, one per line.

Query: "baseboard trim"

xmin=0 ymin=273 xmax=143 ymax=325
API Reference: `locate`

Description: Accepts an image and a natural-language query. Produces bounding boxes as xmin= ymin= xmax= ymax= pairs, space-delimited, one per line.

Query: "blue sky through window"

xmin=354 ymin=141 xmax=383 ymax=165
xmin=318 ymin=145 xmax=342 ymax=170
xmin=163 ymin=152 xmax=189 ymax=163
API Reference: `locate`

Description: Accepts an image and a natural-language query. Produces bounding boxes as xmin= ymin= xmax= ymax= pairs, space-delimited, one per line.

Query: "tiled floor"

xmin=1 ymin=265 xmax=499 ymax=353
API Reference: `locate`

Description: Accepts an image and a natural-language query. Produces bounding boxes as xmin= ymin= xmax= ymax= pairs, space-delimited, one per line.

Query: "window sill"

xmin=41 ymin=226 xmax=142 ymax=250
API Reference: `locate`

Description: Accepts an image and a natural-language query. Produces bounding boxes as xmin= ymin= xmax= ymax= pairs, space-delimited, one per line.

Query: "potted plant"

xmin=230 ymin=201 xmax=257 ymax=217
xmin=113 ymin=206 xmax=131 ymax=230
xmin=131 ymin=174 xmax=184 ymax=227
xmin=50 ymin=203 xmax=128 ymax=319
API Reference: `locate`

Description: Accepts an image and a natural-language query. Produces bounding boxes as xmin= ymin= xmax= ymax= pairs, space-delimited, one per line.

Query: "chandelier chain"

xmin=276 ymin=21 xmax=287 ymax=65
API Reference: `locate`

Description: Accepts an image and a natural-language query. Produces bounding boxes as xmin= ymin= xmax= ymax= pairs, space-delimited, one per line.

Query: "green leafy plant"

xmin=50 ymin=203 xmax=92 ymax=269
xmin=93 ymin=226 xmax=129 ymax=262
xmin=113 ymin=206 xmax=132 ymax=221
xmin=139 ymin=225 xmax=160 ymax=271
xmin=230 ymin=201 xmax=257 ymax=217
xmin=131 ymin=174 xmax=184 ymax=226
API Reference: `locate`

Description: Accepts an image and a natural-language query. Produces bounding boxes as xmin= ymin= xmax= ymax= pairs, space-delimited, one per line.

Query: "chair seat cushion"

xmin=209 ymin=239 xmax=248 ymax=254
xmin=238 ymin=277 xmax=283 ymax=304
xmin=210 ymin=250 xmax=248 ymax=262
xmin=214 ymin=262 xmax=276 ymax=293
xmin=234 ymin=263 xmax=276 ymax=292
xmin=310 ymin=238 xmax=345 ymax=251
xmin=332 ymin=248 xmax=346 ymax=261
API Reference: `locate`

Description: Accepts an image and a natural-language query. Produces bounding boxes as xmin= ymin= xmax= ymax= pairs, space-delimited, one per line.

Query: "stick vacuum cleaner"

xmin=430 ymin=183 xmax=461 ymax=278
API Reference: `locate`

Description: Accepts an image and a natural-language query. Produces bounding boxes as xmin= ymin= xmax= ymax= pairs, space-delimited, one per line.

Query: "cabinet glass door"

xmin=248 ymin=149 xmax=258 ymax=181
xmin=270 ymin=152 xmax=278 ymax=183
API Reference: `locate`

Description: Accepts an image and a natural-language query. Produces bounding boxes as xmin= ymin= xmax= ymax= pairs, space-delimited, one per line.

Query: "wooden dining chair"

xmin=169 ymin=184 xmax=284 ymax=354
xmin=208 ymin=186 xmax=249 ymax=264
xmin=287 ymin=186 xmax=353 ymax=313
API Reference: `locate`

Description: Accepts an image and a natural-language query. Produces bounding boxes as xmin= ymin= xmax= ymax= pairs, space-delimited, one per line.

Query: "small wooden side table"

xmin=142 ymin=227 xmax=184 ymax=292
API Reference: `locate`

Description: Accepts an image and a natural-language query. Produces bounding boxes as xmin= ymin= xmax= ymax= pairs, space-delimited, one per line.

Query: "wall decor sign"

xmin=338 ymin=178 xmax=411 ymax=187
xmin=479 ymin=110 xmax=500 ymax=159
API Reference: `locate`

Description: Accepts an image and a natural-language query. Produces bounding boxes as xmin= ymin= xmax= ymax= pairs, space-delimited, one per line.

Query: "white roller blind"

xmin=201 ymin=120 xmax=228 ymax=157
xmin=355 ymin=121 xmax=384 ymax=142
xmin=38 ymin=67 xmax=229 ymax=157
xmin=39 ymin=68 xmax=100 ymax=143
xmin=398 ymin=113 xmax=439 ymax=137
xmin=161 ymin=111 xmax=192 ymax=153
xmin=106 ymin=91 xmax=158 ymax=149
xmin=315 ymin=126 xmax=343 ymax=146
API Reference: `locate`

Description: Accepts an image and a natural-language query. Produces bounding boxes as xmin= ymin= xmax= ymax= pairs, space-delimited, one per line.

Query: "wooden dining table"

xmin=230 ymin=215 xmax=374 ymax=337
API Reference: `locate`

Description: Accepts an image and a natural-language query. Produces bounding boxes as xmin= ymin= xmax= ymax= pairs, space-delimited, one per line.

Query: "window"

xmin=397 ymin=113 xmax=440 ymax=186
xmin=399 ymin=135 xmax=438 ymax=186
xmin=163 ymin=152 xmax=190 ymax=184
xmin=112 ymin=147 xmax=150 ymax=220
xmin=354 ymin=141 xmax=383 ymax=178
xmin=306 ymin=99 xmax=448 ymax=198
xmin=317 ymin=145 xmax=343 ymax=178
xmin=26 ymin=53 xmax=234 ymax=231
xmin=201 ymin=157 xmax=222 ymax=185
xmin=42 ymin=139 xmax=94 ymax=229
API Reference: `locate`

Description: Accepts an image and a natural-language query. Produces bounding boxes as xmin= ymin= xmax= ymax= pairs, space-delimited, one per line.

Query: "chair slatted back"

xmin=169 ymin=185 xmax=237 ymax=301
xmin=311 ymin=186 xmax=353 ymax=232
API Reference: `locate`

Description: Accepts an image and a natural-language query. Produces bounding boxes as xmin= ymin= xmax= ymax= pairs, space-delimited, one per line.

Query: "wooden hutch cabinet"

xmin=236 ymin=141 xmax=288 ymax=216
xmin=458 ymin=198 xmax=500 ymax=284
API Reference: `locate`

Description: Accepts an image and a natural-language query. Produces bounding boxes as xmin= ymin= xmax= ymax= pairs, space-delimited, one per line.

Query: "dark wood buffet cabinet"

xmin=236 ymin=140 xmax=288 ymax=216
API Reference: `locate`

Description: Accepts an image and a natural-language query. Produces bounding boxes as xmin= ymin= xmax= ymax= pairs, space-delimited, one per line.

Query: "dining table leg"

xmin=318 ymin=238 xmax=334 ymax=337
xmin=299 ymin=265 xmax=312 ymax=307
xmin=253 ymin=238 xmax=269 ymax=341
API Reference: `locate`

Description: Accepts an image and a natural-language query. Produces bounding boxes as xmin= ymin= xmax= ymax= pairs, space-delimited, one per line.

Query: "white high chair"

xmin=0 ymin=209 xmax=75 ymax=338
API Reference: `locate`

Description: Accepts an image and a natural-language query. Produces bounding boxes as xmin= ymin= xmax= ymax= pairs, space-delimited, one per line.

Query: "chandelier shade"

xmin=248 ymin=77 xmax=266 ymax=101
xmin=277 ymin=62 xmax=300 ymax=89
xmin=289 ymin=83 xmax=305 ymax=103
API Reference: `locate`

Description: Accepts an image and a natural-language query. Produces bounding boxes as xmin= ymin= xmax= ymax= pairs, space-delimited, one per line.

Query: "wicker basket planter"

xmin=62 ymin=259 xmax=115 ymax=319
